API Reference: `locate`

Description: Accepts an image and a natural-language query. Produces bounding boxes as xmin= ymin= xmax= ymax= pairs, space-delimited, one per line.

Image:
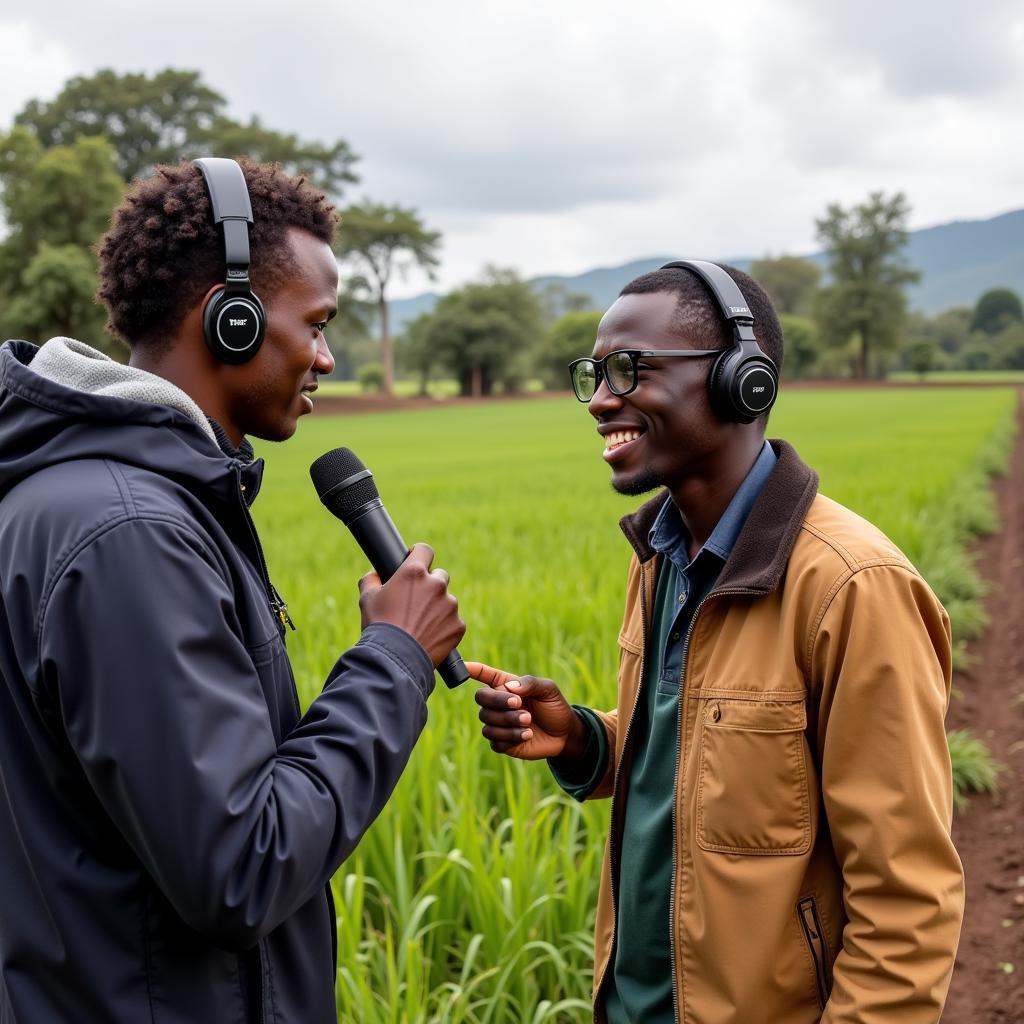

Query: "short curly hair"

xmin=619 ymin=263 xmax=784 ymax=373
xmin=97 ymin=159 xmax=338 ymax=351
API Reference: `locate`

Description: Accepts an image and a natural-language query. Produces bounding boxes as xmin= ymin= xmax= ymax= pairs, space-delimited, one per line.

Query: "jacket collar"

xmin=618 ymin=438 xmax=819 ymax=595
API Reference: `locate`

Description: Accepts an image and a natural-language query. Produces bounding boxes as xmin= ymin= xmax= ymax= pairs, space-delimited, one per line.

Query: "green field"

xmin=253 ymin=387 xmax=1017 ymax=1023
xmin=318 ymin=379 xmax=463 ymax=398
xmin=887 ymin=370 xmax=1024 ymax=384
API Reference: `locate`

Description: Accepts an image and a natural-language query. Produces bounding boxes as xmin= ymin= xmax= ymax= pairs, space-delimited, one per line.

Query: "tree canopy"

xmin=814 ymin=191 xmax=920 ymax=379
xmin=749 ymin=256 xmax=821 ymax=316
xmin=541 ymin=310 xmax=604 ymax=389
xmin=15 ymin=68 xmax=358 ymax=194
xmin=1 ymin=67 xmax=362 ymax=353
xmin=414 ymin=268 xmax=544 ymax=397
xmin=0 ymin=130 xmax=123 ymax=348
xmin=335 ymin=202 xmax=441 ymax=395
xmin=970 ymin=287 xmax=1023 ymax=335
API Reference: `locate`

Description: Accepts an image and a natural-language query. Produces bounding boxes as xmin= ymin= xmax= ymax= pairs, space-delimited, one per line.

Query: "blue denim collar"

xmin=648 ymin=440 xmax=777 ymax=576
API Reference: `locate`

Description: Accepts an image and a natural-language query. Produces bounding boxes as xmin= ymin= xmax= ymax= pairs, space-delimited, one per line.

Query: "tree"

xmin=778 ymin=315 xmax=820 ymax=380
xmin=929 ymin=307 xmax=972 ymax=355
xmin=969 ymin=288 xmax=1023 ymax=335
xmin=398 ymin=312 xmax=439 ymax=396
xmin=906 ymin=339 xmax=939 ymax=379
xmin=542 ymin=310 xmax=604 ymax=389
xmin=814 ymin=191 xmax=920 ymax=379
xmin=995 ymin=322 xmax=1024 ymax=369
xmin=15 ymin=68 xmax=358 ymax=193
xmin=535 ymin=280 xmax=595 ymax=324
xmin=419 ymin=268 xmax=544 ymax=397
xmin=195 ymin=115 xmax=357 ymax=197
xmin=335 ymin=202 xmax=441 ymax=395
xmin=749 ymin=256 xmax=821 ymax=316
xmin=0 ymin=129 xmax=124 ymax=349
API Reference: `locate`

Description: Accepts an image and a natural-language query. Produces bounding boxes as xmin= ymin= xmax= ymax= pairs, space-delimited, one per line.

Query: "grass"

xmin=947 ymin=728 xmax=1004 ymax=809
xmin=887 ymin=370 xmax=1024 ymax=384
xmin=318 ymin=379 xmax=462 ymax=398
xmin=317 ymin=378 xmax=549 ymax=399
xmin=251 ymin=386 xmax=1017 ymax=1022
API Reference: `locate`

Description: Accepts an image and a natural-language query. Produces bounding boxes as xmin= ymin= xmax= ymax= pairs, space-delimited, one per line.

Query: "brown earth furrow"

xmin=944 ymin=391 xmax=1024 ymax=1023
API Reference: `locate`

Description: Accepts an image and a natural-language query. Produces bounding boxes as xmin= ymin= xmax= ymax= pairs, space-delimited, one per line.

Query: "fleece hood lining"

xmin=27 ymin=338 xmax=216 ymax=442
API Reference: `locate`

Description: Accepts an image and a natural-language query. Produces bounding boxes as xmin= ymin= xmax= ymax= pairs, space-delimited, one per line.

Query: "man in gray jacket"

xmin=0 ymin=158 xmax=464 ymax=1022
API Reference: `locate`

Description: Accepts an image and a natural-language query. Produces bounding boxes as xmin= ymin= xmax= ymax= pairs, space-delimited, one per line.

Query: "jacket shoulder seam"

xmin=35 ymin=513 xmax=219 ymax=654
xmin=104 ymin=458 xmax=139 ymax=518
xmin=804 ymin=560 xmax=923 ymax=677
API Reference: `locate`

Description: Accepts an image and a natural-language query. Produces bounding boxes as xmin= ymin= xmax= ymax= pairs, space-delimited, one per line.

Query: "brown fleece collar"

xmin=618 ymin=439 xmax=819 ymax=595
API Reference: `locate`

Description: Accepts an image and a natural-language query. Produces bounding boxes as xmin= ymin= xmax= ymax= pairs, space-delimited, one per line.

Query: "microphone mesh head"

xmin=309 ymin=447 xmax=380 ymax=521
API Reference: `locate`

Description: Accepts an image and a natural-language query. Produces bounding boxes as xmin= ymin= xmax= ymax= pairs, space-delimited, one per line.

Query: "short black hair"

xmin=619 ymin=262 xmax=784 ymax=373
xmin=97 ymin=159 xmax=338 ymax=352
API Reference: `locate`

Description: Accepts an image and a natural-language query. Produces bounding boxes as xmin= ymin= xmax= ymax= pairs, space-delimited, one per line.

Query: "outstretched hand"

xmin=466 ymin=661 xmax=587 ymax=761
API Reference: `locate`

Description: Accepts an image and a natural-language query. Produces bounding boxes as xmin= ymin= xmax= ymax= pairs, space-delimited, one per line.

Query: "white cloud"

xmin=0 ymin=21 xmax=76 ymax=129
xmin=1 ymin=1 xmax=1021 ymax=294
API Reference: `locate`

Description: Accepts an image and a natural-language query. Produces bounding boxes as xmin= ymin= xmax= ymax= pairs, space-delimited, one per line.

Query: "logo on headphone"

xmin=229 ymin=319 xmax=249 ymax=327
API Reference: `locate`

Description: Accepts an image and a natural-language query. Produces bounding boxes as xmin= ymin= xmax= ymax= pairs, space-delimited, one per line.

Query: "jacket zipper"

xmin=592 ymin=559 xmax=651 ymax=1023
xmin=798 ymin=896 xmax=832 ymax=1010
xmin=670 ymin=584 xmax=761 ymax=1024
xmin=237 ymin=471 xmax=295 ymax=634
xmin=246 ymin=942 xmax=267 ymax=1024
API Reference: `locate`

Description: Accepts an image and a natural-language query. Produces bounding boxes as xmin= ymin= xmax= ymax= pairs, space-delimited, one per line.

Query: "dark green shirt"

xmin=552 ymin=442 xmax=777 ymax=1023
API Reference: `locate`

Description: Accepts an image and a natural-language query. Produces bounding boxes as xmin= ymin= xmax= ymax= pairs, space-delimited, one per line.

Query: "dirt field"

xmin=944 ymin=392 xmax=1024 ymax=1023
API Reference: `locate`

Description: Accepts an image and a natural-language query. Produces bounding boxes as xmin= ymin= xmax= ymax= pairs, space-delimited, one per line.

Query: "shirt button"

xmin=671 ymin=632 xmax=680 ymax=641
xmin=678 ymin=592 xmax=687 ymax=604
xmin=711 ymin=705 xmax=722 ymax=722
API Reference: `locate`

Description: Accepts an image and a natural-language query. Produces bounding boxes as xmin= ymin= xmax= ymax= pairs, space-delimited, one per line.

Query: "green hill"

xmin=389 ymin=208 xmax=1024 ymax=330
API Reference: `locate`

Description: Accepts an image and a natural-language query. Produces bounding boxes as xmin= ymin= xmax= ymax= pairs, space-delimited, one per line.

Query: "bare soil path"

xmin=944 ymin=391 xmax=1024 ymax=1023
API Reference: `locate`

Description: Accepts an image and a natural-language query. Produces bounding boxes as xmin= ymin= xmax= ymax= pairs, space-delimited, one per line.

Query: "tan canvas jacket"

xmin=586 ymin=439 xmax=964 ymax=1024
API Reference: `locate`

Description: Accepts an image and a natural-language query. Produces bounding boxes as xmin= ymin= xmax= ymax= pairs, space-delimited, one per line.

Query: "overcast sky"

xmin=2 ymin=1 xmax=1022 ymax=296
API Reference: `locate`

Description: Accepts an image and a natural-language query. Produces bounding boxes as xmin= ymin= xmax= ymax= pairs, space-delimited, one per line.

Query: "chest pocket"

xmin=696 ymin=696 xmax=812 ymax=856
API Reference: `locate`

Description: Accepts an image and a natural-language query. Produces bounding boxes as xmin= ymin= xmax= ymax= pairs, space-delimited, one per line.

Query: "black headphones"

xmin=192 ymin=157 xmax=267 ymax=364
xmin=659 ymin=259 xmax=778 ymax=423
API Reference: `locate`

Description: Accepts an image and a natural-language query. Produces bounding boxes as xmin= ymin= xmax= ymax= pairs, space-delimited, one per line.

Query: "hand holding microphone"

xmin=357 ymin=544 xmax=463 ymax=668
xmin=310 ymin=447 xmax=469 ymax=688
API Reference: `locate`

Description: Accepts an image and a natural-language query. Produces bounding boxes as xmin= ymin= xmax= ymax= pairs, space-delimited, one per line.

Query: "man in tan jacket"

xmin=470 ymin=261 xmax=964 ymax=1023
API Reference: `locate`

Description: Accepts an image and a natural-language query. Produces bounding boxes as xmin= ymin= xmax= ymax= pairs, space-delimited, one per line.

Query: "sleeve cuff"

xmin=356 ymin=622 xmax=435 ymax=697
xmin=548 ymin=706 xmax=609 ymax=802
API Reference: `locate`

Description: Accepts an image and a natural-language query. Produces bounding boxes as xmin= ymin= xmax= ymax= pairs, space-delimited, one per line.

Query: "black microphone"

xmin=309 ymin=446 xmax=469 ymax=689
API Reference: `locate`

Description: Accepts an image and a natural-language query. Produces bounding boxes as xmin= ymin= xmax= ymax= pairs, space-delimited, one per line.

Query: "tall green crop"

xmin=252 ymin=386 xmax=1015 ymax=1022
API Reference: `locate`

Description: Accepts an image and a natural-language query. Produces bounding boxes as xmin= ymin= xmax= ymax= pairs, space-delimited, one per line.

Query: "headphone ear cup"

xmin=202 ymin=287 xmax=226 ymax=357
xmin=708 ymin=347 xmax=737 ymax=421
xmin=202 ymin=287 xmax=266 ymax=364
xmin=708 ymin=346 xmax=778 ymax=423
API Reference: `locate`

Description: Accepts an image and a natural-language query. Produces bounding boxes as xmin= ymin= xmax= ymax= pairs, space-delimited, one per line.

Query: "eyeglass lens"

xmin=605 ymin=352 xmax=635 ymax=394
xmin=572 ymin=361 xmax=597 ymax=400
xmin=572 ymin=352 xmax=638 ymax=401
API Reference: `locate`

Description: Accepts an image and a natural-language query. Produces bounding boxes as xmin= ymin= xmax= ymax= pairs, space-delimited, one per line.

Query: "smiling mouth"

xmin=602 ymin=429 xmax=644 ymax=462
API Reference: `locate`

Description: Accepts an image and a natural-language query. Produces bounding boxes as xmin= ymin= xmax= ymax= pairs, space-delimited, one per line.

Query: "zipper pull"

xmin=272 ymin=586 xmax=296 ymax=631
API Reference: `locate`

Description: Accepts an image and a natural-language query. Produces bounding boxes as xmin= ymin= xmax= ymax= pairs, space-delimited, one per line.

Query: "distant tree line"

xmin=750 ymin=194 xmax=1022 ymax=380
xmin=0 ymin=67 xmax=440 ymax=395
xmin=2 ymin=70 xmax=1018 ymax=392
xmin=378 ymin=187 xmax=1022 ymax=395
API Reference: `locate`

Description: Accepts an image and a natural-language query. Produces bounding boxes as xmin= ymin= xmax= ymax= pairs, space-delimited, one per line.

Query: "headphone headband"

xmin=192 ymin=158 xmax=254 ymax=284
xmin=659 ymin=259 xmax=756 ymax=342
xmin=192 ymin=157 xmax=266 ymax=364
xmin=658 ymin=258 xmax=777 ymax=423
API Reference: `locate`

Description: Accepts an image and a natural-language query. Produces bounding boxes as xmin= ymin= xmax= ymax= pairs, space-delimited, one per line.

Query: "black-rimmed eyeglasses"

xmin=568 ymin=349 xmax=720 ymax=402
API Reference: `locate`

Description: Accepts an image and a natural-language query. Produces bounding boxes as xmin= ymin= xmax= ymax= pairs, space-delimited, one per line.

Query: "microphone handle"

xmin=348 ymin=505 xmax=469 ymax=689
